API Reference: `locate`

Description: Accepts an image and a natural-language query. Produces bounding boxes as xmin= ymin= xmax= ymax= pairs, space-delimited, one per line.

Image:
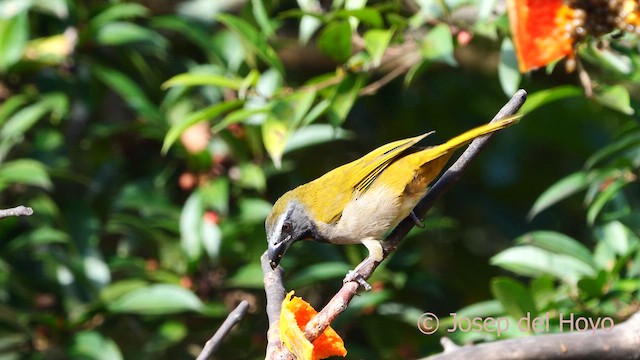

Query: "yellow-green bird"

xmin=266 ymin=117 xmax=519 ymax=273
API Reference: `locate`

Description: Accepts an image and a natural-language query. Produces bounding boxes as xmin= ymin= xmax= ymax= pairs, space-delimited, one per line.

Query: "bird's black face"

xmin=266 ymin=201 xmax=316 ymax=269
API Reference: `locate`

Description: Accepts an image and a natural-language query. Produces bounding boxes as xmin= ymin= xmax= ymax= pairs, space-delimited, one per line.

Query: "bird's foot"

xmin=343 ymin=270 xmax=372 ymax=291
xmin=410 ymin=210 xmax=424 ymax=228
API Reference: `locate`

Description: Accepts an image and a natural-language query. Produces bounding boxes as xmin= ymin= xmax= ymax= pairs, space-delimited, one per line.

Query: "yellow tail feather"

xmin=441 ymin=115 xmax=521 ymax=152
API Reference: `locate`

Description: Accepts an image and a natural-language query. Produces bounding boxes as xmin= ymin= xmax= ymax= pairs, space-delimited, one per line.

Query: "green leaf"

xmin=262 ymin=117 xmax=289 ymax=168
xmin=213 ymin=105 xmax=272 ymax=132
xmin=514 ymin=231 xmax=596 ymax=269
xmin=318 ymin=21 xmax=352 ymax=62
xmin=7 ymin=227 xmax=69 ymax=252
xmin=238 ymin=198 xmax=272 ymax=222
xmin=0 ymin=94 xmax=28 ymax=125
xmin=284 ymin=90 xmax=316 ymax=129
xmin=70 ymin=331 xmax=123 ymax=360
xmin=421 ymin=23 xmax=456 ymax=66
xmin=162 ymin=73 xmax=246 ymax=90
xmin=285 ymin=124 xmax=355 ymax=153
xmin=0 ymin=0 xmax=31 ymax=20
xmin=327 ymin=74 xmax=365 ymax=126
xmin=301 ymin=98 xmax=330 ymax=126
xmin=107 ymin=284 xmax=204 ymax=314
xmin=587 ymin=178 xmax=629 ymax=225
xmin=92 ymin=64 xmax=162 ymax=122
xmin=582 ymin=42 xmax=632 ymax=75
xmin=83 ymin=248 xmax=111 ymax=289
xmin=251 ymin=0 xmax=276 ymax=38
xmin=529 ymin=275 xmax=556 ymax=309
xmin=95 ymin=22 xmax=168 ymax=49
xmin=519 ymin=86 xmax=583 ymax=115
xmin=180 ymin=192 xmax=204 ymax=263
xmin=594 ymin=85 xmax=633 ymax=115
xmin=199 ymin=177 xmax=230 ymax=215
xmin=498 ymin=37 xmax=520 ymax=96
xmin=299 ymin=14 xmax=322 ymax=44
xmin=0 ymin=11 xmax=28 ymax=72
xmin=217 ymin=13 xmax=284 ymax=75
xmin=491 ymin=245 xmax=596 ymax=283
xmin=238 ymin=163 xmax=266 ymax=191
xmin=478 ymin=0 xmax=497 ymax=20
xmin=0 ymin=159 xmax=52 ymax=191
xmin=596 ymin=221 xmax=632 ymax=256
xmin=225 ymin=263 xmax=264 ymax=288
xmin=100 ymin=279 xmax=149 ymax=303
xmin=31 ymin=0 xmax=69 ymax=18
xmin=90 ymin=3 xmax=149 ymax=29
xmin=0 ymin=100 xmax=55 ymax=159
xmin=158 ymin=320 xmax=188 ymax=344
xmin=491 ymin=277 xmax=537 ymax=321
xmin=337 ymin=8 xmax=384 ymax=27
xmin=528 ymin=171 xmax=593 ymax=219
xmin=577 ymin=270 xmax=607 ymax=299
xmin=211 ymin=30 xmax=246 ymax=73
xmin=162 ymin=100 xmax=244 ymax=153
xmin=364 ymin=29 xmax=393 ymax=67
xmin=201 ymin=220 xmax=221 ymax=260
xmin=404 ymin=58 xmax=428 ymax=86
xmin=585 ymin=132 xmax=640 ymax=169
xmin=151 ymin=16 xmax=216 ymax=54
xmin=0 ymin=94 xmax=66 ymax=160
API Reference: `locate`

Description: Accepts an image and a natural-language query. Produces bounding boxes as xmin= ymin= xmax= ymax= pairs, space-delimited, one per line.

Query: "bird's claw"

xmin=410 ymin=210 xmax=424 ymax=228
xmin=344 ymin=270 xmax=372 ymax=291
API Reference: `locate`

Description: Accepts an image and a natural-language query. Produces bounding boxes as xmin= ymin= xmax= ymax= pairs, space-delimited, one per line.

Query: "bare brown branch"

xmin=0 ymin=206 xmax=34 ymax=219
xmin=196 ymin=300 xmax=250 ymax=360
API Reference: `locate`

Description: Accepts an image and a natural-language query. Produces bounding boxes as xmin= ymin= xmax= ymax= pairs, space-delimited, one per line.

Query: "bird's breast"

xmin=316 ymin=184 xmax=403 ymax=244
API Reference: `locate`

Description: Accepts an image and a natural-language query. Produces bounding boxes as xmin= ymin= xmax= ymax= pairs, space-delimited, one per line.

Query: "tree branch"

xmin=196 ymin=300 xmax=250 ymax=360
xmin=261 ymin=253 xmax=293 ymax=360
xmin=303 ymin=89 xmax=528 ymax=342
xmin=422 ymin=311 xmax=640 ymax=360
xmin=0 ymin=206 xmax=34 ymax=219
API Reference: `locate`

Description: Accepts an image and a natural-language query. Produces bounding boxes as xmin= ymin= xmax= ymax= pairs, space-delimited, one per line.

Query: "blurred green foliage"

xmin=0 ymin=0 xmax=639 ymax=359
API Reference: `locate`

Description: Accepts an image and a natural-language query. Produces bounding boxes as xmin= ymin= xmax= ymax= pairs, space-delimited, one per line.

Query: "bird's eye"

xmin=282 ymin=222 xmax=291 ymax=232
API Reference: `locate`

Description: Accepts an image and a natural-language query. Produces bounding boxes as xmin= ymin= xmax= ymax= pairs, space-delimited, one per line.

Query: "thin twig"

xmin=0 ymin=206 xmax=34 ymax=219
xmin=196 ymin=300 xmax=250 ymax=360
xmin=303 ymin=89 xmax=528 ymax=342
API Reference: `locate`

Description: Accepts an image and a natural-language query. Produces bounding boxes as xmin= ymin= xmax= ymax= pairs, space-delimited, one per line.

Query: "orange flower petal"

xmin=279 ymin=291 xmax=347 ymax=360
xmin=507 ymin=0 xmax=574 ymax=72
xmin=623 ymin=0 xmax=640 ymax=27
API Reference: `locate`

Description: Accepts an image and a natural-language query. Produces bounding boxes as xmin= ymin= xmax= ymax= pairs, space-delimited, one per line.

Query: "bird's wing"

xmin=351 ymin=132 xmax=432 ymax=194
xmin=305 ymin=132 xmax=433 ymax=224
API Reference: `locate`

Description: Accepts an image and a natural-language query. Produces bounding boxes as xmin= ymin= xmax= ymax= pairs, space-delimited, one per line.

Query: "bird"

xmin=265 ymin=116 xmax=519 ymax=284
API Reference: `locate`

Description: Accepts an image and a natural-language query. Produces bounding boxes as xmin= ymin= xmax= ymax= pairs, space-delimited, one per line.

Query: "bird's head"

xmin=265 ymin=190 xmax=318 ymax=269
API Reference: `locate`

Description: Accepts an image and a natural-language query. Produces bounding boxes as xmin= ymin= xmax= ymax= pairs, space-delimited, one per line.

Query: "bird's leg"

xmin=410 ymin=210 xmax=424 ymax=228
xmin=343 ymin=238 xmax=383 ymax=291
xmin=344 ymin=268 xmax=372 ymax=291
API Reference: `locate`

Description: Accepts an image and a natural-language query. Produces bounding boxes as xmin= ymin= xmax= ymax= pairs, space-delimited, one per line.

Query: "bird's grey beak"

xmin=268 ymin=237 xmax=291 ymax=270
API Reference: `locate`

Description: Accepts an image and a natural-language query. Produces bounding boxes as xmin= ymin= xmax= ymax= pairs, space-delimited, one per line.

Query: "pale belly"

xmin=316 ymin=184 xmax=407 ymax=245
